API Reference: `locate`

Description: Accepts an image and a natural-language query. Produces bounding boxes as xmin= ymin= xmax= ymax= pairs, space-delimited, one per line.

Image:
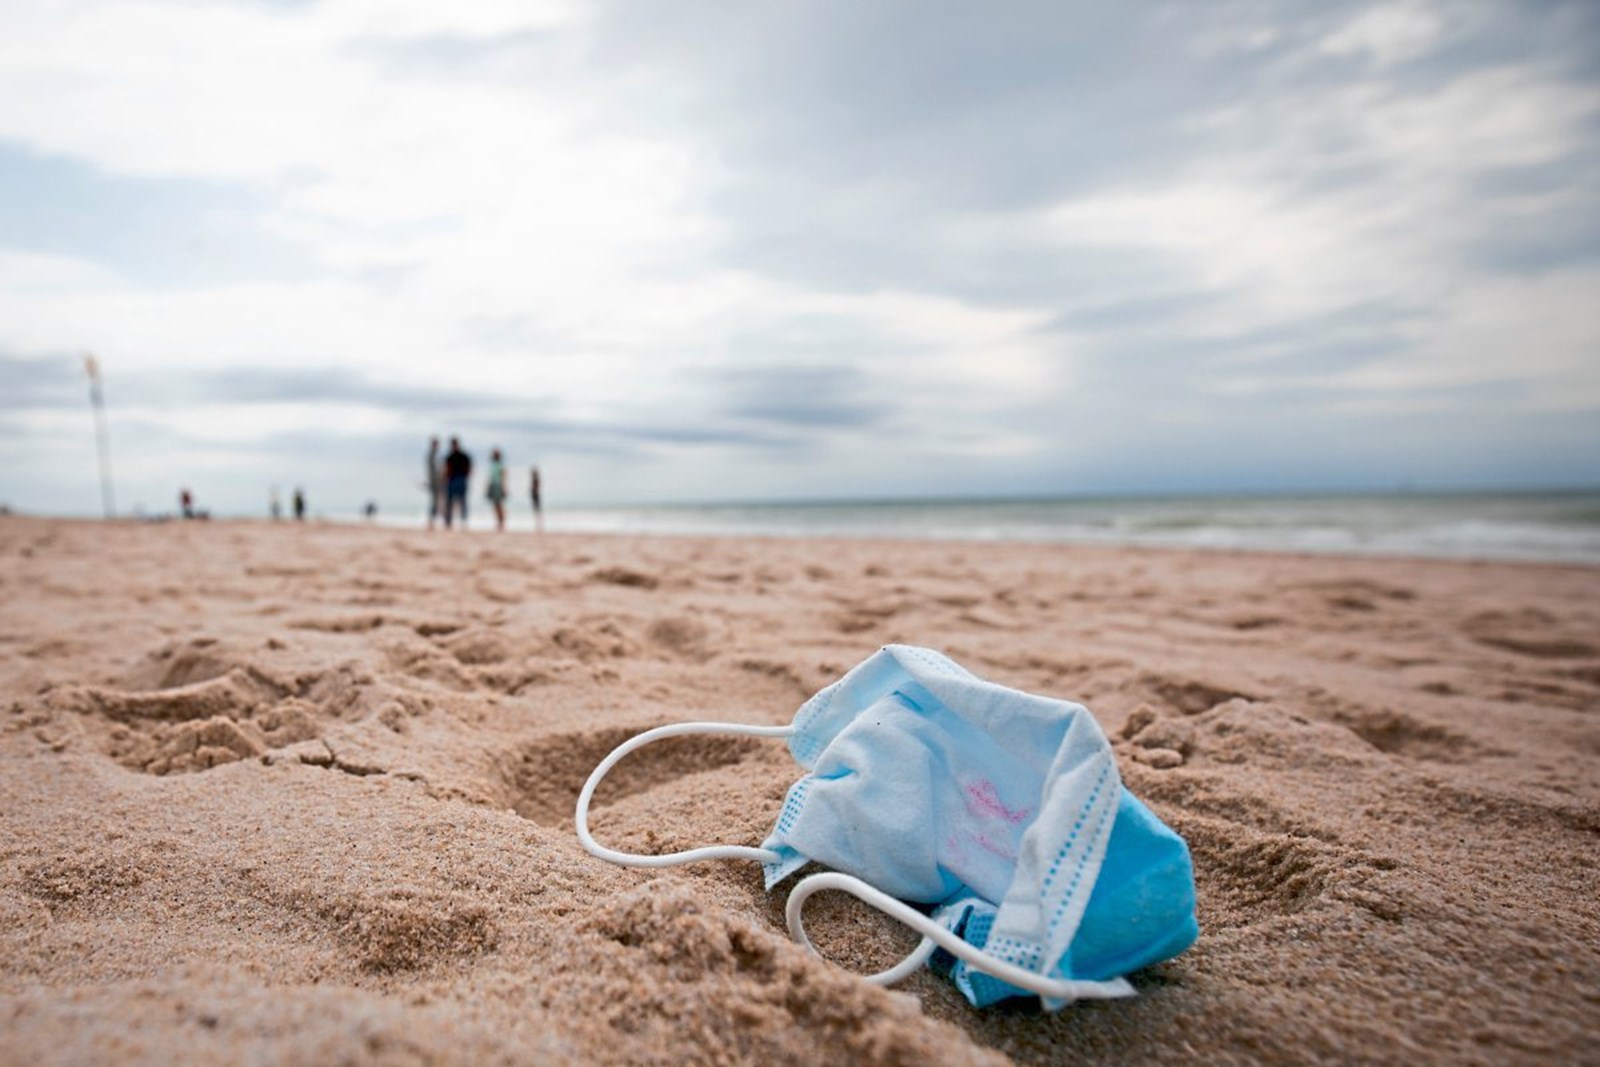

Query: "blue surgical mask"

xmin=577 ymin=645 xmax=1198 ymax=1009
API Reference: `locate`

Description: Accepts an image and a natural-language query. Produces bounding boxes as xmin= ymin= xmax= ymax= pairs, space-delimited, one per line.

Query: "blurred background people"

xmin=530 ymin=466 xmax=543 ymax=534
xmin=487 ymin=447 xmax=507 ymax=532
xmin=443 ymin=437 xmax=471 ymax=528
xmin=425 ymin=436 xmax=443 ymax=530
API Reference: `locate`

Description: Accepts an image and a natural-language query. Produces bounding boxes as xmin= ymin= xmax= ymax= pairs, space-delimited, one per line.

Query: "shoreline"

xmin=9 ymin=511 xmax=1600 ymax=572
xmin=6 ymin=511 xmax=1600 ymax=571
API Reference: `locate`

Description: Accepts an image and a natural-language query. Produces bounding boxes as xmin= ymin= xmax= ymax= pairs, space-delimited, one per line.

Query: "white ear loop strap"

xmin=786 ymin=872 xmax=1137 ymax=1003
xmin=577 ymin=722 xmax=1133 ymax=1001
xmin=575 ymin=720 xmax=796 ymax=867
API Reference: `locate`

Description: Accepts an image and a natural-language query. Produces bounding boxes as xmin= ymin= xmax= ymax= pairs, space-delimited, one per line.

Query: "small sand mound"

xmin=50 ymin=669 xmax=274 ymax=724
xmin=440 ymin=628 xmax=514 ymax=666
xmin=1122 ymin=699 xmax=1375 ymax=771
xmin=120 ymin=637 xmax=290 ymax=693
xmin=317 ymin=889 xmax=499 ymax=973
xmin=21 ymin=854 xmax=144 ymax=906
xmin=136 ymin=715 xmax=266 ymax=774
xmin=571 ymin=885 xmax=1005 ymax=1066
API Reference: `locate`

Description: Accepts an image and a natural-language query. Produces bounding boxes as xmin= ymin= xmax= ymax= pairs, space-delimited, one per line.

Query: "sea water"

xmin=542 ymin=491 xmax=1600 ymax=564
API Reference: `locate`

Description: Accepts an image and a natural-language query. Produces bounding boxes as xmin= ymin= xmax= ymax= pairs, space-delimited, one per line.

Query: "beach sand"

xmin=2 ymin=516 xmax=1596 ymax=1065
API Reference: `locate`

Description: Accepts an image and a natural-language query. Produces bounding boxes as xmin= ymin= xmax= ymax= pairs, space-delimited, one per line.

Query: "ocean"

xmin=537 ymin=491 xmax=1600 ymax=564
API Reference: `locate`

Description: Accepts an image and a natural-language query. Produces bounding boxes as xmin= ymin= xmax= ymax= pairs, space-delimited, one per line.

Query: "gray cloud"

xmin=583 ymin=4 xmax=1321 ymax=271
xmin=0 ymin=142 xmax=319 ymax=288
xmin=169 ymin=366 xmax=530 ymax=413
xmin=712 ymin=365 xmax=880 ymax=429
xmin=584 ymin=0 xmax=1600 ymax=328
xmin=0 ymin=361 xmax=542 ymax=415
xmin=0 ymin=352 xmax=85 ymax=410
xmin=593 ymin=3 xmax=1334 ymax=211
xmin=468 ymin=412 xmax=795 ymax=452
xmin=1461 ymin=150 xmax=1600 ymax=275
xmin=0 ymin=354 xmax=816 ymax=455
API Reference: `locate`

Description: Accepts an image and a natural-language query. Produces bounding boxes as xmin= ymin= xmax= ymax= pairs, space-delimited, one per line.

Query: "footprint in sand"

xmin=1132 ymin=669 xmax=1262 ymax=717
xmin=829 ymin=597 xmax=904 ymax=636
xmin=289 ymin=614 xmax=389 ymax=634
xmin=1331 ymin=706 xmax=1495 ymax=763
xmin=42 ymin=636 xmax=384 ymax=774
xmin=422 ymin=626 xmax=559 ymax=696
xmin=411 ymin=619 xmax=465 ymax=638
xmin=1295 ymin=578 xmax=1418 ymax=610
xmin=497 ymin=725 xmax=767 ymax=825
xmin=588 ymin=566 xmax=660 ymax=591
xmin=546 ymin=620 xmax=638 ymax=663
xmin=1122 ymin=724 xmax=1410 ymax=927
xmin=54 ymin=674 xmax=326 ymax=775
xmin=646 ymin=615 xmax=713 ymax=661
xmin=735 ymin=657 xmax=813 ymax=698
xmin=1463 ymin=609 xmax=1598 ymax=659
xmin=1174 ymin=817 xmax=1386 ymax=927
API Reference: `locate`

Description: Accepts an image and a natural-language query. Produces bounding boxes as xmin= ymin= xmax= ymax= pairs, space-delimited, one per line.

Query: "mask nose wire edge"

xmin=575 ymin=720 xmax=796 ymax=867
xmin=785 ymin=871 xmax=1137 ymax=1004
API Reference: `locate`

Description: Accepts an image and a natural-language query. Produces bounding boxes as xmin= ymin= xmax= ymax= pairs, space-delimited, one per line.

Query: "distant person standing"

xmin=425 ymin=436 xmax=443 ymax=530
xmin=293 ymin=487 xmax=306 ymax=522
xmin=529 ymin=466 xmax=543 ymax=534
xmin=179 ymin=488 xmax=194 ymax=519
xmin=443 ymin=437 xmax=471 ymax=529
xmin=270 ymin=487 xmax=282 ymax=521
xmin=486 ymin=447 xmax=508 ymax=532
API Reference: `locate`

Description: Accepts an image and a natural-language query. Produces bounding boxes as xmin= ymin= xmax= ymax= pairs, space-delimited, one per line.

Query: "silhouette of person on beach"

xmin=270 ymin=487 xmax=282 ymax=521
xmin=530 ymin=466 xmax=543 ymax=534
xmin=179 ymin=488 xmax=194 ymax=520
xmin=425 ymin=436 xmax=442 ymax=530
xmin=487 ymin=447 xmax=508 ymax=532
xmin=293 ymin=488 xmax=306 ymax=522
xmin=443 ymin=437 xmax=471 ymax=528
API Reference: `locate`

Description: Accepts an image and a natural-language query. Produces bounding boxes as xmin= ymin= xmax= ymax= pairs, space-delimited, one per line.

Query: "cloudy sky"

xmin=1 ymin=0 xmax=1597 ymax=517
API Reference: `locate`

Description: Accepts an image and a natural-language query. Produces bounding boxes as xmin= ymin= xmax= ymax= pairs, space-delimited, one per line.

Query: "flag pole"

xmin=84 ymin=353 xmax=116 ymax=519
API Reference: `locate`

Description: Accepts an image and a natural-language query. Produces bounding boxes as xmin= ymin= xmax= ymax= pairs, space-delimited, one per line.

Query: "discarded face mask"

xmin=576 ymin=645 xmax=1198 ymax=1010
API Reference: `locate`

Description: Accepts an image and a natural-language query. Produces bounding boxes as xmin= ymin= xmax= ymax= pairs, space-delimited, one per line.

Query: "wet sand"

xmin=2 ymin=516 xmax=1596 ymax=1065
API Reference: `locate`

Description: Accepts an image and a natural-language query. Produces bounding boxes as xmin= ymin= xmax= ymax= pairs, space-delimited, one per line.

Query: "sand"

xmin=1 ymin=516 xmax=1596 ymax=1065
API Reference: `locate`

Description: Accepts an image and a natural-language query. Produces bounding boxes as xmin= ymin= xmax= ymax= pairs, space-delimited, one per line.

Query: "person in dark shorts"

xmin=443 ymin=437 xmax=472 ymax=528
